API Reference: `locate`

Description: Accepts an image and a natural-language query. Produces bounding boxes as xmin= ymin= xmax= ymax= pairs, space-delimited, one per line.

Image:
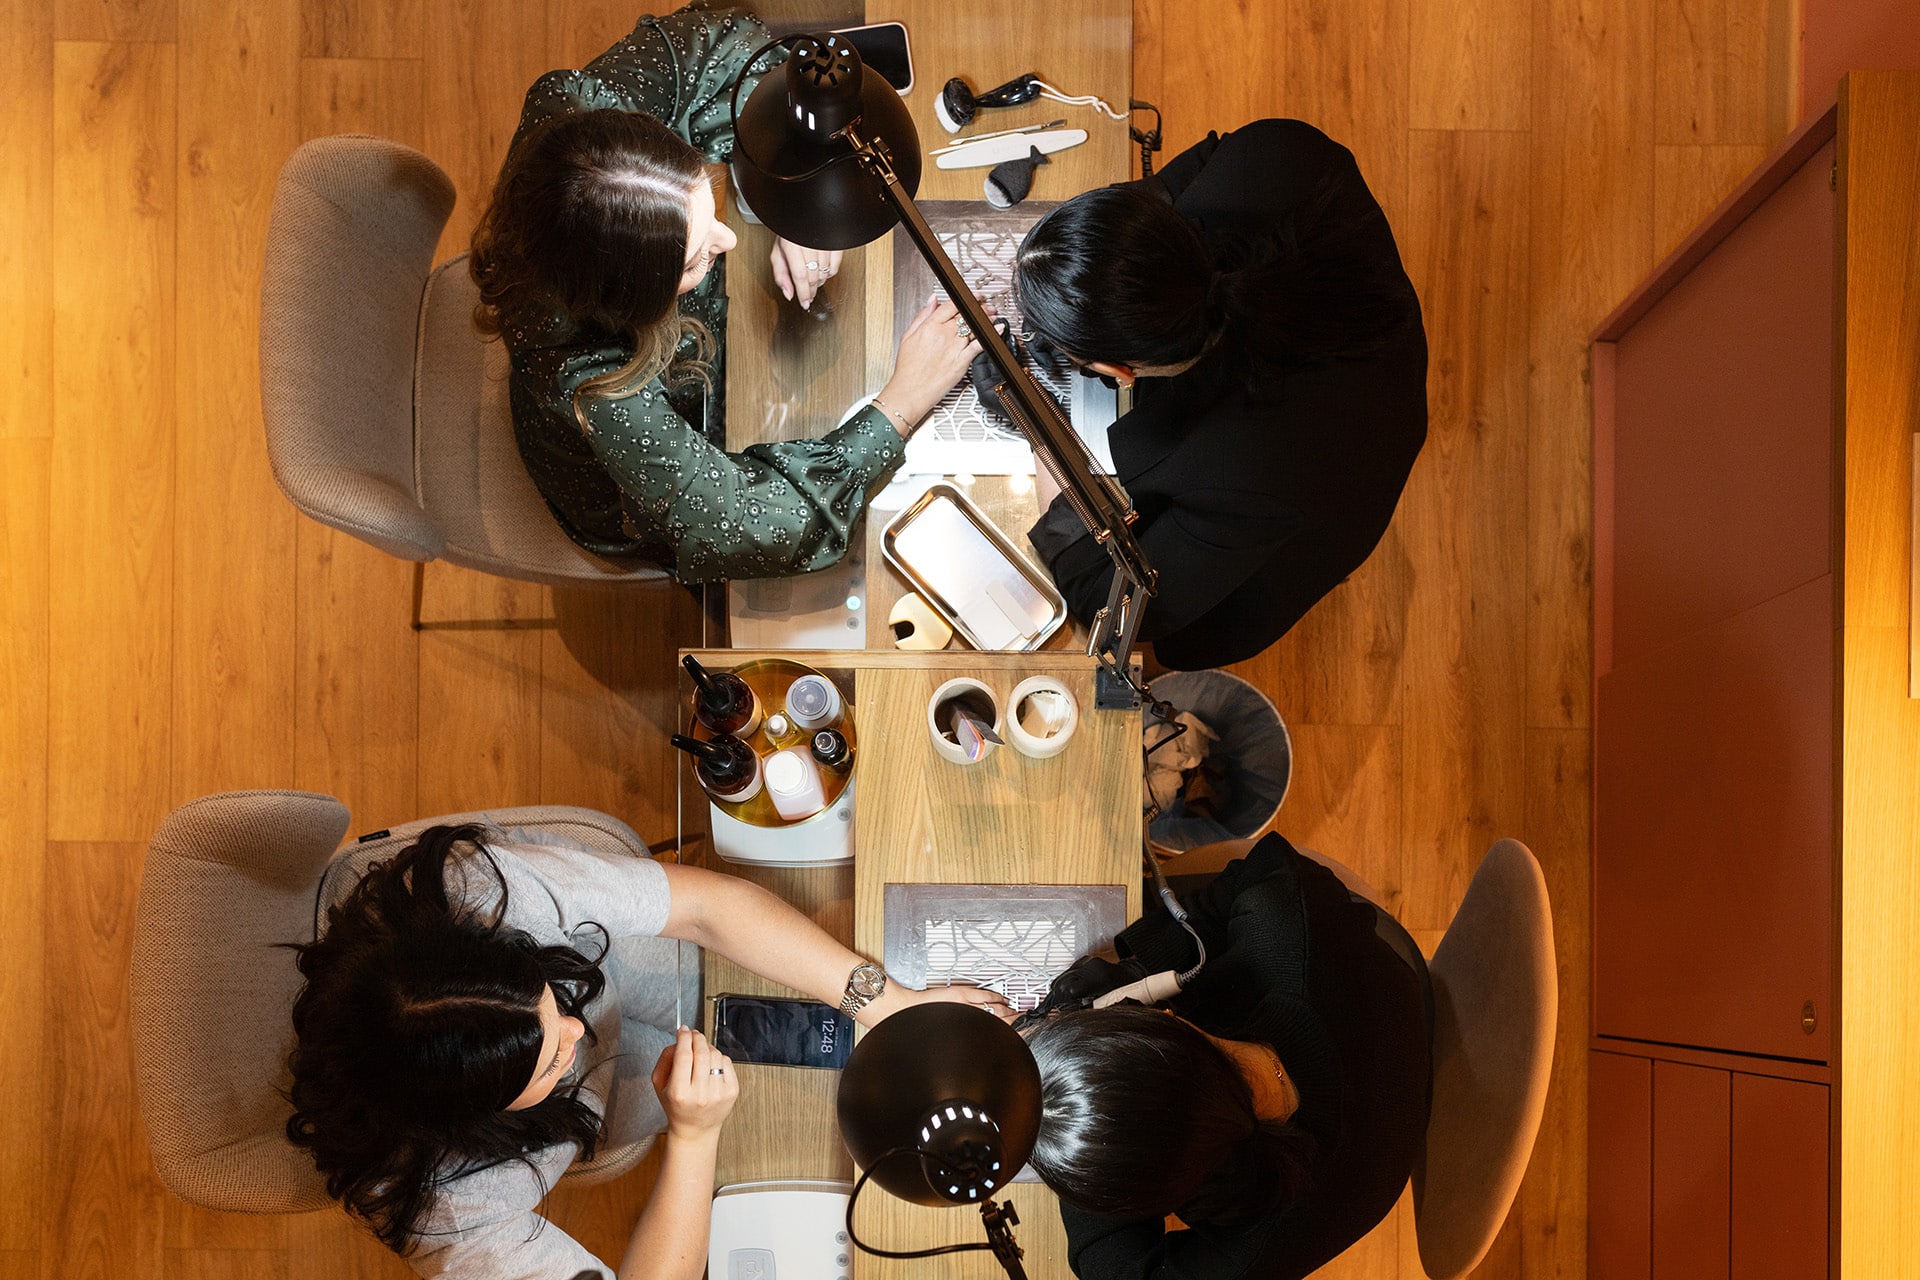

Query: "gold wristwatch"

xmin=840 ymin=962 xmax=887 ymax=1015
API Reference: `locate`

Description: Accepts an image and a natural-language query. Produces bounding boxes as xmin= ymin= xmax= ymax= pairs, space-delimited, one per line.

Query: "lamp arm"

xmin=838 ymin=121 xmax=1158 ymax=601
xmin=979 ymin=1199 xmax=1031 ymax=1280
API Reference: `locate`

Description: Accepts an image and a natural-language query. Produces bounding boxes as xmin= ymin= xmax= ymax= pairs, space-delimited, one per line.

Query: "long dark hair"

xmin=1024 ymin=1007 xmax=1314 ymax=1223
xmin=470 ymin=108 xmax=715 ymax=416
xmin=1014 ymin=173 xmax=1412 ymax=375
xmin=284 ymin=824 xmax=609 ymax=1254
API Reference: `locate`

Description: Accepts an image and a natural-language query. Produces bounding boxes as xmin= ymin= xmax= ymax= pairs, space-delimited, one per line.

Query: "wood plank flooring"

xmin=3 ymin=0 xmax=1795 ymax=1275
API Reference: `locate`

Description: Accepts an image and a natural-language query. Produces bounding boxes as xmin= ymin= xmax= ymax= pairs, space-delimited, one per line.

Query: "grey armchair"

xmin=258 ymin=134 xmax=668 ymax=608
xmin=1411 ymin=837 xmax=1557 ymax=1280
xmin=130 ymin=790 xmax=657 ymax=1214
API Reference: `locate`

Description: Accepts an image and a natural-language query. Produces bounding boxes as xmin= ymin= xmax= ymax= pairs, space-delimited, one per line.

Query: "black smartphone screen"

xmin=712 ymin=994 xmax=855 ymax=1069
xmin=835 ymin=22 xmax=912 ymax=94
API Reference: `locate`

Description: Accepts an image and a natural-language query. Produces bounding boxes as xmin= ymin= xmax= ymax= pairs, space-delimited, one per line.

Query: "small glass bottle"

xmin=671 ymin=733 xmax=763 ymax=803
xmin=810 ymin=728 xmax=852 ymax=774
xmin=784 ymin=673 xmax=844 ymax=732
xmin=684 ymin=655 xmax=762 ymax=737
xmin=761 ymin=711 xmax=805 ymax=750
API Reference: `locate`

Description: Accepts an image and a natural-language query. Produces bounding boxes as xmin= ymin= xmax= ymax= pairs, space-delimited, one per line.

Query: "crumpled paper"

xmin=1144 ymin=712 xmax=1220 ymax=815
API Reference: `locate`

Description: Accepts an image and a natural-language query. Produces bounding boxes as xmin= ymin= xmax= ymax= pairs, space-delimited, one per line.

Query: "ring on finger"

xmin=806 ymin=260 xmax=820 ymax=271
xmin=709 ymin=1066 xmax=727 ymax=1075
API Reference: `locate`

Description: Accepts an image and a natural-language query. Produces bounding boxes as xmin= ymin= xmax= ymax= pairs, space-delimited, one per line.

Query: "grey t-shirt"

xmin=316 ymin=831 xmax=680 ymax=1279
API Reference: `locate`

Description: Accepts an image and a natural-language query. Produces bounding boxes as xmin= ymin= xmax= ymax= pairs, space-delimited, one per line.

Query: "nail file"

xmin=933 ymin=128 xmax=1087 ymax=170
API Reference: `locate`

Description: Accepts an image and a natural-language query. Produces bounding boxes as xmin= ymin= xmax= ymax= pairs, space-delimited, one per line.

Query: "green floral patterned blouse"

xmin=501 ymin=1 xmax=903 ymax=582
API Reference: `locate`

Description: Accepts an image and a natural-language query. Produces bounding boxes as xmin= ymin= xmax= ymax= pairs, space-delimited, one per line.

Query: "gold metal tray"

xmin=880 ymin=483 xmax=1067 ymax=652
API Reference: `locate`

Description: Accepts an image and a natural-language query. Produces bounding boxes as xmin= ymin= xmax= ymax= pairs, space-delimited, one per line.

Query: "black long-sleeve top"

xmin=1061 ymin=834 xmax=1433 ymax=1280
xmin=1028 ymin=120 xmax=1428 ymax=670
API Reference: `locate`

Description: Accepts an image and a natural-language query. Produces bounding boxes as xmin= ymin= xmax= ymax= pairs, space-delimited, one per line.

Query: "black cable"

xmin=1128 ymin=99 xmax=1163 ymax=177
xmin=1139 ymin=677 xmax=1207 ymax=985
xmin=844 ymin=1148 xmax=997 ymax=1261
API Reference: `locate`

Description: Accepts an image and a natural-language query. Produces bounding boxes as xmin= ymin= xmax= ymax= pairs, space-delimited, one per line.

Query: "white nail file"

xmin=933 ymin=128 xmax=1088 ymax=170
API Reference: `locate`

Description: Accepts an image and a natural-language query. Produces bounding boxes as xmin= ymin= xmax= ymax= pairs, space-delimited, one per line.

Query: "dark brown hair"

xmin=470 ymin=108 xmax=715 ymax=419
xmin=284 ymin=825 xmax=609 ymax=1254
xmin=1024 ymin=1006 xmax=1315 ymax=1223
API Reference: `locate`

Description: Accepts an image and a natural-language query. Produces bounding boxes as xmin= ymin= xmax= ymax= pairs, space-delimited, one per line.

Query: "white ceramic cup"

xmin=1006 ymin=675 xmax=1079 ymax=759
xmin=926 ymin=677 xmax=1004 ymax=765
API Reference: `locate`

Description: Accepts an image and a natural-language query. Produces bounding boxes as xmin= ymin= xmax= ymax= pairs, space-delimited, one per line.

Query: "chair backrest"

xmin=133 ymin=796 xmax=665 ymax=1211
xmin=131 ymin=790 xmax=349 ymax=1212
xmin=413 ymin=257 xmax=668 ymax=586
xmin=261 ymin=134 xmax=666 ymax=588
xmin=260 ymin=135 xmax=453 ymax=562
xmin=1412 ymin=838 xmax=1558 ymax=1280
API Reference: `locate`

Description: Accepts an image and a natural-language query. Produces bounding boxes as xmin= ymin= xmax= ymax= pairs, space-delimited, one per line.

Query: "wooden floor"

xmin=0 ymin=0 xmax=1795 ymax=1275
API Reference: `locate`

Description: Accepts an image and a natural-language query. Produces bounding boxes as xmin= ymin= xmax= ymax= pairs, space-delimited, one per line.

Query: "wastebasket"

xmin=1144 ymin=669 xmax=1292 ymax=854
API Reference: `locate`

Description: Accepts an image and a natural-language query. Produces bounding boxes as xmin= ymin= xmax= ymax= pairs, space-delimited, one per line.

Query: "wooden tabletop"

xmin=684 ymin=645 xmax=1141 ymax=1280
xmin=723 ymin=0 xmax=1133 ymax=652
xmin=705 ymin=6 xmax=1132 ymax=1273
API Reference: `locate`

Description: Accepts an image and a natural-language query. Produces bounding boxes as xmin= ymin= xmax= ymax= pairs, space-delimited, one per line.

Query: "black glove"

xmin=1012 ymin=953 xmax=1151 ymax=1031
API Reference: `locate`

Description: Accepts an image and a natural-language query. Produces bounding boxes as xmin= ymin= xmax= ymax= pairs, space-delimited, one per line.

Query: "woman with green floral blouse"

xmin=470 ymin=1 xmax=978 ymax=582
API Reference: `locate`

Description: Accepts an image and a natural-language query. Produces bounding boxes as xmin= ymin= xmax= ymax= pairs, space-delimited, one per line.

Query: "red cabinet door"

xmin=1653 ymin=1061 xmax=1731 ymax=1280
xmin=1595 ymin=138 xmax=1836 ymax=1063
xmin=1591 ymin=1051 xmax=1654 ymax=1280
xmin=1731 ymin=1075 xmax=1829 ymax=1279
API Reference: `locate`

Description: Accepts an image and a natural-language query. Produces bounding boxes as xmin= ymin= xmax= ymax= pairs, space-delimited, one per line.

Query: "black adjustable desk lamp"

xmin=834 ymin=1003 xmax=1043 ymax=1280
xmin=731 ymin=33 xmax=1157 ymax=709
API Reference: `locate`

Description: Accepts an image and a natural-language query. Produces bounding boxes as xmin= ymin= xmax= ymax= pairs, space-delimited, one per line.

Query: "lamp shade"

xmin=731 ymin=34 xmax=923 ymax=250
xmin=836 ymin=1003 xmax=1042 ymax=1207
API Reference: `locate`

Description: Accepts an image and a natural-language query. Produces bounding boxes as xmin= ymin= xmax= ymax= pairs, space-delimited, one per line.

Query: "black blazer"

xmin=1062 ymin=835 xmax=1433 ymax=1280
xmin=1028 ymin=120 xmax=1428 ymax=670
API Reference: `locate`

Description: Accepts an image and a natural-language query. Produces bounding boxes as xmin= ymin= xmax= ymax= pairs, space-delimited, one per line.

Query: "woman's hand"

xmin=770 ymin=238 xmax=843 ymax=310
xmin=874 ymin=296 xmax=984 ymax=437
xmin=650 ymin=1027 xmax=738 ymax=1140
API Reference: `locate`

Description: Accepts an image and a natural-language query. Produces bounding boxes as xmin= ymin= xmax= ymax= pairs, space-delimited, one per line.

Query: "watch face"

xmin=851 ymin=964 xmax=886 ymax=998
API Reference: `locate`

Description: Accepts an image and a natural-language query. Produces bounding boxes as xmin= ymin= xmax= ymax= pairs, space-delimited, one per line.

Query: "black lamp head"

xmin=836 ymin=1003 xmax=1042 ymax=1207
xmin=731 ymin=33 xmax=924 ymax=250
xmin=784 ymin=34 xmax=863 ymax=139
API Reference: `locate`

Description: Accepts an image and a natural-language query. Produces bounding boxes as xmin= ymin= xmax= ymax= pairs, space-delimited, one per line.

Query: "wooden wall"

xmin=0 ymin=0 xmax=1794 ymax=1276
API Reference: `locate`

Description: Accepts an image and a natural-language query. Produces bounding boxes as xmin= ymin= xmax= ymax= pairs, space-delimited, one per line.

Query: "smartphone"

xmin=711 ymin=994 xmax=855 ymax=1069
xmin=833 ymin=21 xmax=914 ymax=95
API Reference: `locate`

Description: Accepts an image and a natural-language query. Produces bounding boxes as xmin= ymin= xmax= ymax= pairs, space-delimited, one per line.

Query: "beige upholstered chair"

xmin=1168 ymin=835 xmax=1556 ymax=1279
xmin=258 ymin=134 xmax=669 ymax=601
xmin=1411 ymin=838 xmax=1557 ymax=1280
xmin=131 ymin=790 xmax=658 ymax=1214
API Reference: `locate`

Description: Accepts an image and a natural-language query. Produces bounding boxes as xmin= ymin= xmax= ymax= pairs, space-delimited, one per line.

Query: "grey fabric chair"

xmin=1166 ymin=835 xmax=1556 ymax=1279
xmin=1411 ymin=838 xmax=1557 ymax=1280
xmin=130 ymin=790 xmax=658 ymax=1215
xmin=258 ymin=134 xmax=669 ymax=596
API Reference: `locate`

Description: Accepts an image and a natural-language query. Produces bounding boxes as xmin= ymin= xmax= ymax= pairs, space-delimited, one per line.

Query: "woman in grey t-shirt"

xmin=288 ymin=824 xmax=1007 ymax=1279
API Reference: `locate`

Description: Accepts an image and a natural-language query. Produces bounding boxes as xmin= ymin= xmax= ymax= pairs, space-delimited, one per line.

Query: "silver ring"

xmin=709 ymin=1066 xmax=727 ymax=1075
xmin=806 ymin=261 xmax=820 ymax=271
xmin=956 ymin=321 xmax=969 ymax=339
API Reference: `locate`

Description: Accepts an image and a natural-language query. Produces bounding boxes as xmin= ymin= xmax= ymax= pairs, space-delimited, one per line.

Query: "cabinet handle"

xmin=1802 ymin=1000 xmax=1818 ymax=1034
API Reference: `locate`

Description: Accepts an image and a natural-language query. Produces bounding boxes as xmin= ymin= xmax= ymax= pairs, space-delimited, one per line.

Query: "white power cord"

xmin=1031 ymin=78 xmax=1128 ymax=122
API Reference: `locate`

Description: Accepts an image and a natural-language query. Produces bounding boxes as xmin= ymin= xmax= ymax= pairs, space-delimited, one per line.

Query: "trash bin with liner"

xmin=1144 ymin=669 xmax=1292 ymax=854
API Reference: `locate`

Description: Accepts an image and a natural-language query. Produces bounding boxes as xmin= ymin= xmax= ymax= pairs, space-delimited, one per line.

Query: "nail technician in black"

xmin=1014 ymin=119 xmax=1428 ymax=671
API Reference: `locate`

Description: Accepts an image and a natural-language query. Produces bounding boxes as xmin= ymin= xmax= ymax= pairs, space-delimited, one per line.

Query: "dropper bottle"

xmin=684 ymin=655 xmax=763 ymax=737
xmin=671 ymin=733 xmax=763 ymax=803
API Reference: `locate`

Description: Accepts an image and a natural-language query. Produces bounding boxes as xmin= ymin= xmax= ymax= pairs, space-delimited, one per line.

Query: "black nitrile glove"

xmin=1011 ymin=953 xmax=1150 ymax=1030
